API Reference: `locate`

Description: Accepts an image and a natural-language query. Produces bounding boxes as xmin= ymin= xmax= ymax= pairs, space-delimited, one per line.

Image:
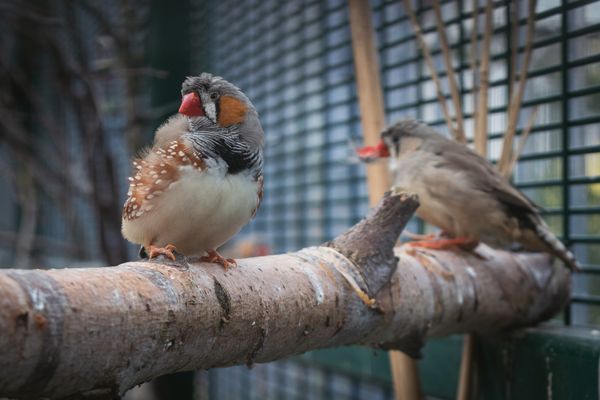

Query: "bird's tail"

xmin=533 ymin=220 xmax=580 ymax=271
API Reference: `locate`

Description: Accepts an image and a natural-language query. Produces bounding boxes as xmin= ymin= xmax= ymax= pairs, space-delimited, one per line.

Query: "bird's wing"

xmin=426 ymin=138 xmax=540 ymax=217
xmin=420 ymin=136 xmax=579 ymax=270
xmin=123 ymin=138 xmax=205 ymax=221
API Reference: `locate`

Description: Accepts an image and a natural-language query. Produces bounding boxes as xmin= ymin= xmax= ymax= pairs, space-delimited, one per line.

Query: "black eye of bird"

xmin=209 ymin=92 xmax=219 ymax=101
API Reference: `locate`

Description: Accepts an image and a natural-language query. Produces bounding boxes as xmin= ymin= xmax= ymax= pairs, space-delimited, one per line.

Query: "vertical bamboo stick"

xmin=403 ymin=0 xmax=457 ymax=140
xmin=458 ymin=5 xmax=492 ymax=398
xmin=432 ymin=0 xmax=466 ymax=143
xmin=474 ymin=0 xmax=493 ymax=157
xmin=498 ymin=0 xmax=537 ymax=177
xmin=348 ymin=0 xmax=391 ymax=199
xmin=508 ymin=0 xmax=519 ymax=98
xmin=456 ymin=334 xmax=476 ymax=400
xmin=457 ymin=6 xmax=490 ymax=398
xmin=348 ymin=1 xmax=421 ymax=399
xmin=470 ymin=0 xmax=479 ymax=144
xmin=506 ymin=106 xmax=539 ymax=178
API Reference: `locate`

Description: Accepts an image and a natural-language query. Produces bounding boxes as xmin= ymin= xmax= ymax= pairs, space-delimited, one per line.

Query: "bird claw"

xmin=147 ymin=244 xmax=178 ymax=261
xmin=200 ymin=250 xmax=237 ymax=270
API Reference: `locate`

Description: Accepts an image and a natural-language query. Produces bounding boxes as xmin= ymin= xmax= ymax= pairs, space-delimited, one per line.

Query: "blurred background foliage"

xmin=0 ymin=0 xmax=197 ymax=267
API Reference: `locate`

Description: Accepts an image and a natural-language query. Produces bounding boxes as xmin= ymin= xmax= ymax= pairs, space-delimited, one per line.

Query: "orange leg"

xmin=147 ymin=244 xmax=177 ymax=261
xmin=200 ymin=249 xmax=237 ymax=270
xmin=407 ymin=236 xmax=479 ymax=251
xmin=402 ymin=231 xmax=439 ymax=241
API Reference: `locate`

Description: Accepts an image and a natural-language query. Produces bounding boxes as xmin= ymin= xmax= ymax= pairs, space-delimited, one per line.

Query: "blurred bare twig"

xmin=13 ymin=161 xmax=38 ymax=269
xmin=0 ymin=0 xmax=156 ymax=266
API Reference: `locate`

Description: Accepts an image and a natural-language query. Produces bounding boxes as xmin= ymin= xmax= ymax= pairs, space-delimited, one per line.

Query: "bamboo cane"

xmin=474 ymin=0 xmax=493 ymax=157
xmin=403 ymin=0 xmax=457 ymax=140
xmin=508 ymin=0 xmax=519 ymax=98
xmin=348 ymin=1 xmax=422 ymax=399
xmin=470 ymin=0 xmax=480 ymax=141
xmin=498 ymin=0 xmax=538 ymax=177
xmin=459 ymin=4 xmax=494 ymax=397
xmin=505 ymin=106 xmax=540 ymax=178
xmin=432 ymin=0 xmax=466 ymax=143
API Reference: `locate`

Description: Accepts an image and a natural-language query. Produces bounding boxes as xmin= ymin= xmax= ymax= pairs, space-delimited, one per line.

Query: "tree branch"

xmin=0 ymin=190 xmax=570 ymax=399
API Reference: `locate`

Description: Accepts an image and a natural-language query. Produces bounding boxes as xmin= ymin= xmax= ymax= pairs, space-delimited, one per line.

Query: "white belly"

xmin=122 ymin=167 xmax=259 ymax=255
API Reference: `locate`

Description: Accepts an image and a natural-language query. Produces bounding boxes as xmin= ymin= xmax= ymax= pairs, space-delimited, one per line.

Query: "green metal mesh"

xmin=200 ymin=0 xmax=600 ymax=328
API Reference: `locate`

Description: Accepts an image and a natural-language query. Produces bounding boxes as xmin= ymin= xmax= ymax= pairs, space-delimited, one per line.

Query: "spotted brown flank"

xmin=123 ymin=140 xmax=205 ymax=220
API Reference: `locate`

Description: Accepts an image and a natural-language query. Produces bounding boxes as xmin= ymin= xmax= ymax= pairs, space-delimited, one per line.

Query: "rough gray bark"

xmin=0 ymin=190 xmax=570 ymax=399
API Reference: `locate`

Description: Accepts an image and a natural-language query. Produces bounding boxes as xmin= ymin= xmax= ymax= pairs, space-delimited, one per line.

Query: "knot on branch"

xmin=326 ymin=187 xmax=419 ymax=296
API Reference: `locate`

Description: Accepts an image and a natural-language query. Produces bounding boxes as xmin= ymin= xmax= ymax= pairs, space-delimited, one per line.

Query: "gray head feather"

xmin=381 ymin=118 xmax=441 ymax=141
xmin=181 ymin=73 xmax=264 ymax=150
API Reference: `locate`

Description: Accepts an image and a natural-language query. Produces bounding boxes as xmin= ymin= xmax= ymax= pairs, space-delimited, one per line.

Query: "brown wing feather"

xmin=425 ymin=137 xmax=539 ymax=214
xmin=423 ymin=135 xmax=579 ymax=270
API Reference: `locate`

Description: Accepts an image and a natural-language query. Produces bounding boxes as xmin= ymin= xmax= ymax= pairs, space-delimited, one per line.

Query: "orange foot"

xmin=402 ymin=231 xmax=439 ymax=241
xmin=407 ymin=236 xmax=479 ymax=251
xmin=147 ymin=244 xmax=177 ymax=261
xmin=200 ymin=249 xmax=237 ymax=270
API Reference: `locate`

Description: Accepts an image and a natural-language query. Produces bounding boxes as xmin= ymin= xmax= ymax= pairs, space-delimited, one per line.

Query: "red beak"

xmin=179 ymin=92 xmax=204 ymax=117
xmin=356 ymin=139 xmax=390 ymax=161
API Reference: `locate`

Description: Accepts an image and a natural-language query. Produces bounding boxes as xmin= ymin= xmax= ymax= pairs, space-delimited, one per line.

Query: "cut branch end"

xmin=327 ymin=188 xmax=419 ymax=295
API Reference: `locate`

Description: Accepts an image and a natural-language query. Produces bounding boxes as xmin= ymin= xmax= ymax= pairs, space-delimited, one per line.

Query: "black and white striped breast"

xmin=185 ymin=130 xmax=262 ymax=179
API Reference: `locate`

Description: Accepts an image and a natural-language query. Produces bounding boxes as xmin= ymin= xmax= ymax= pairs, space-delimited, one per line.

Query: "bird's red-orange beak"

xmin=179 ymin=92 xmax=204 ymax=117
xmin=356 ymin=139 xmax=390 ymax=161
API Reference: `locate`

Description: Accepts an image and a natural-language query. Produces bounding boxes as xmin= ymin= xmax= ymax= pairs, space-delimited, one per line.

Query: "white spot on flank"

xmin=155 ymin=179 xmax=162 ymax=184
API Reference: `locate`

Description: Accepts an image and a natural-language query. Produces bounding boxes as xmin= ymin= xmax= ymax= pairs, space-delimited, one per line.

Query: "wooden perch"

xmin=0 ymin=190 xmax=570 ymax=399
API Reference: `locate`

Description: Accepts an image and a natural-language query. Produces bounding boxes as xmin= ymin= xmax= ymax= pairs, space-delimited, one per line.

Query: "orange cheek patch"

xmin=218 ymin=96 xmax=247 ymax=126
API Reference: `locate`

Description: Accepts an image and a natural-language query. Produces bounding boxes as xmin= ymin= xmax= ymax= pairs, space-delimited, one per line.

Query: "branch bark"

xmin=0 ymin=190 xmax=570 ymax=399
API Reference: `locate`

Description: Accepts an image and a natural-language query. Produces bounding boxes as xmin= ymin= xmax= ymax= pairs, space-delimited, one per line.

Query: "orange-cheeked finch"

xmin=122 ymin=73 xmax=264 ymax=268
